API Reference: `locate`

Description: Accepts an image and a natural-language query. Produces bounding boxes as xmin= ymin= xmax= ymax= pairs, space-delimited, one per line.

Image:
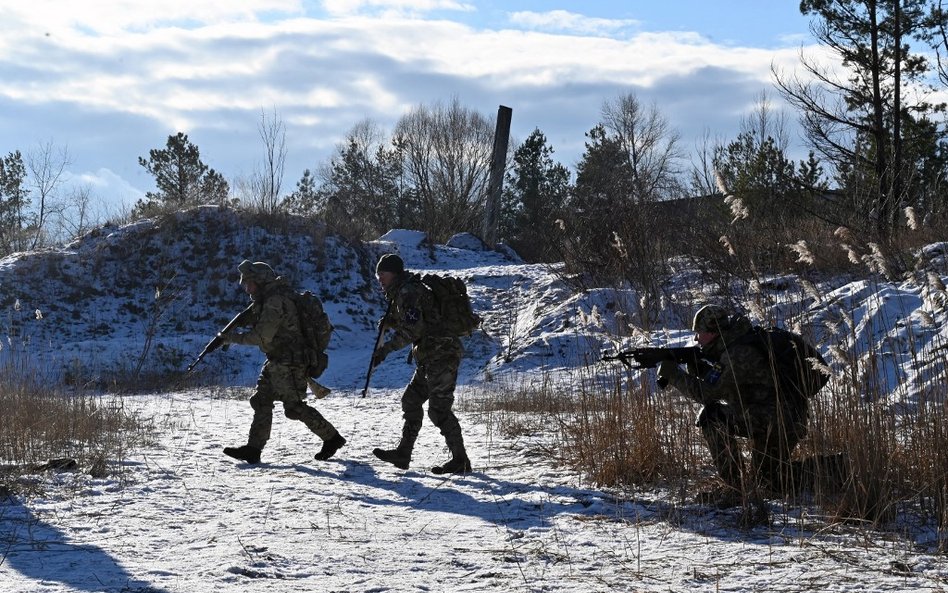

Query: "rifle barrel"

xmin=185 ymin=303 xmax=254 ymax=374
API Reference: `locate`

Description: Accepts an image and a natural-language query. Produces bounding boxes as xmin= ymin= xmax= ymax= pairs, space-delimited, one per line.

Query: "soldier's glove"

xmin=656 ymin=359 xmax=679 ymax=390
xmin=371 ymin=343 xmax=392 ymax=368
xmin=213 ymin=333 xmax=236 ymax=352
xmin=207 ymin=334 xmax=225 ymax=352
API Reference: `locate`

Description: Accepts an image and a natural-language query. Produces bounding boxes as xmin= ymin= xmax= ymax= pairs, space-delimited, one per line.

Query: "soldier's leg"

xmin=751 ymin=407 xmax=808 ymax=494
xmin=696 ymin=402 xmax=745 ymax=491
xmin=247 ymin=364 xmax=278 ymax=450
xmin=277 ymin=364 xmax=339 ymax=441
xmin=751 ymin=427 xmax=798 ymax=494
xmin=286 ymin=402 xmax=340 ymax=440
xmin=226 ymin=365 xmax=277 ymax=463
xmin=373 ymin=369 xmax=428 ymax=469
xmin=425 ymin=359 xmax=465 ymax=458
xmin=426 ymin=349 xmax=470 ymax=474
xmin=399 ymin=368 xmax=430 ymax=451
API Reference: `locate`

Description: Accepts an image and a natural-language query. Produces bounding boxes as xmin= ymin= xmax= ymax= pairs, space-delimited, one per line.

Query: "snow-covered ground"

xmin=3 ymin=388 xmax=947 ymax=593
xmin=3 ymin=214 xmax=948 ymax=591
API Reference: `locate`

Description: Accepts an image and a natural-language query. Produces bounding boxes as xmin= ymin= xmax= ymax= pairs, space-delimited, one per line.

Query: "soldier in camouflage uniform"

xmin=657 ymin=305 xmax=810 ymax=506
xmin=370 ymin=253 xmax=471 ymax=474
xmin=222 ymin=260 xmax=346 ymax=465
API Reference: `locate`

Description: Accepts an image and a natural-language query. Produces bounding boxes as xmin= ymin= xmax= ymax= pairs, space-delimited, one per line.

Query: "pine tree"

xmin=500 ymin=129 xmax=570 ymax=262
xmin=0 ymin=151 xmax=32 ymax=254
xmin=134 ymin=133 xmax=229 ymax=217
xmin=777 ymin=0 xmax=940 ymax=235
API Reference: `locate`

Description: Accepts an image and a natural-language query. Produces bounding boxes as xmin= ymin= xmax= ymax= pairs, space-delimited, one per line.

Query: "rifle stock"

xmin=186 ymin=303 xmax=254 ymax=373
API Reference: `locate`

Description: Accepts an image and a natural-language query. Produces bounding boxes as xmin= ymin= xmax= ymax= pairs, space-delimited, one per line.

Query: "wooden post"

xmin=483 ymin=105 xmax=512 ymax=247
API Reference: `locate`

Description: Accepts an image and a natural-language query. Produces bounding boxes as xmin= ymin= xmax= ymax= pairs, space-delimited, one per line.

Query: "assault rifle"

xmin=601 ymin=346 xmax=702 ymax=370
xmin=602 ymin=346 xmax=707 ymax=389
xmin=361 ymin=302 xmax=392 ymax=398
xmin=186 ymin=303 xmax=255 ymax=373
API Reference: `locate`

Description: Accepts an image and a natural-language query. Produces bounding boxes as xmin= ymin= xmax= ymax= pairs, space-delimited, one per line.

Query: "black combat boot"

xmin=373 ymin=445 xmax=412 ymax=470
xmin=314 ymin=434 xmax=346 ymax=461
xmin=431 ymin=453 xmax=472 ymax=475
xmin=223 ymin=445 xmax=261 ymax=464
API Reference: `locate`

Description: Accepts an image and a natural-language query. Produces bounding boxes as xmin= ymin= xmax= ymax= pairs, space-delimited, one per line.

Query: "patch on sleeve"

xmin=704 ymin=365 xmax=723 ymax=386
xmin=404 ymin=307 xmax=421 ymax=324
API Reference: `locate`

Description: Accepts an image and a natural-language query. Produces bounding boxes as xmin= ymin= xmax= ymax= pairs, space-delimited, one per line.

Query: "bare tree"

xmin=600 ymin=92 xmax=684 ymax=203
xmin=248 ymin=108 xmax=287 ymax=214
xmin=743 ymin=91 xmax=791 ymax=152
xmin=57 ymin=185 xmax=99 ymax=240
xmin=26 ymin=141 xmax=70 ymax=249
xmin=689 ymin=128 xmax=726 ymax=196
xmin=393 ymin=98 xmax=494 ymax=243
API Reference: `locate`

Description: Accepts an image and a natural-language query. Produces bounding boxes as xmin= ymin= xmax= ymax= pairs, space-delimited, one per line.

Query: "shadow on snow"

xmin=0 ymin=497 xmax=170 ymax=593
xmin=286 ymin=459 xmax=772 ymax=542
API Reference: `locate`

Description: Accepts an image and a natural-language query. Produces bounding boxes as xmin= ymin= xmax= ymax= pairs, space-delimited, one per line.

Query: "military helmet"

xmin=692 ymin=304 xmax=730 ymax=333
xmin=238 ymin=260 xmax=277 ymax=285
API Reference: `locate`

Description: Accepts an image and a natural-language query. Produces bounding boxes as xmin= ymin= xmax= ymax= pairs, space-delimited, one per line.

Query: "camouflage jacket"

xmin=226 ymin=278 xmax=307 ymax=365
xmin=666 ymin=315 xmax=788 ymax=419
xmin=380 ymin=272 xmax=462 ymax=364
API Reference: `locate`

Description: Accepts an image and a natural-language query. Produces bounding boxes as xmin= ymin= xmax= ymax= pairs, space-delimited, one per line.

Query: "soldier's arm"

xmin=231 ymin=305 xmax=256 ymax=329
xmin=226 ymin=296 xmax=284 ymax=348
xmin=666 ymin=346 xmax=752 ymax=405
xmin=381 ymin=290 xmax=428 ymax=354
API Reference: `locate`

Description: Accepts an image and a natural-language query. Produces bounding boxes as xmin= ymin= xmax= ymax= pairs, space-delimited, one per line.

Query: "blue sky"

xmin=0 ymin=1 xmax=819 ymax=215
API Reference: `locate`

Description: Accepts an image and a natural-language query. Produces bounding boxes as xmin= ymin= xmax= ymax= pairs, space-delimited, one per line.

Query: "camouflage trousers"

xmin=247 ymin=361 xmax=339 ymax=450
xmin=697 ymin=399 xmax=809 ymax=493
xmin=397 ymin=349 xmax=465 ymax=457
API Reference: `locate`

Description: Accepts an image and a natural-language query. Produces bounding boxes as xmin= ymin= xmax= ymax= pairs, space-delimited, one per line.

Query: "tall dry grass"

xmin=475 ymin=197 xmax=948 ymax=547
xmin=474 ymin=347 xmax=947 ymax=547
xmin=466 ymin=369 xmax=710 ymax=496
xmin=565 ymin=370 xmax=703 ymax=493
xmin=0 ymin=374 xmax=150 ymax=491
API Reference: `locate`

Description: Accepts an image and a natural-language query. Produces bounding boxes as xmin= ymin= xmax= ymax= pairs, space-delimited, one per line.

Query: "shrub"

xmin=0 ymin=376 xmax=150 ymax=492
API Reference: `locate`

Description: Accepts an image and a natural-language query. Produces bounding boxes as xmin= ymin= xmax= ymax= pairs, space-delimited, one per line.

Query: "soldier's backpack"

xmin=419 ymin=273 xmax=481 ymax=337
xmin=293 ymin=290 xmax=333 ymax=377
xmin=742 ymin=326 xmax=830 ymax=402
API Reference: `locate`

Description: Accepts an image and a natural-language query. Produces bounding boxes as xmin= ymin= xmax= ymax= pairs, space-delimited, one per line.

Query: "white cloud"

xmin=0 ymin=1 xmax=303 ymax=34
xmin=0 ymin=7 xmax=813 ymax=122
xmin=777 ymin=32 xmax=811 ymax=46
xmin=0 ymin=5 xmax=835 ymax=199
xmin=66 ymin=168 xmax=146 ymax=213
xmin=321 ymin=0 xmax=475 ymax=18
xmin=508 ymin=10 xmax=639 ymax=36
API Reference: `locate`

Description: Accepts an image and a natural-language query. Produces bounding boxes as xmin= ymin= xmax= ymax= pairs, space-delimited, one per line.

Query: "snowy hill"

xmin=0 ymin=206 xmax=626 ymax=392
xmin=0 ymin=206 xmax=381 ymax=387
xmin=1 ymin=204 xmax=947 ymax=403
